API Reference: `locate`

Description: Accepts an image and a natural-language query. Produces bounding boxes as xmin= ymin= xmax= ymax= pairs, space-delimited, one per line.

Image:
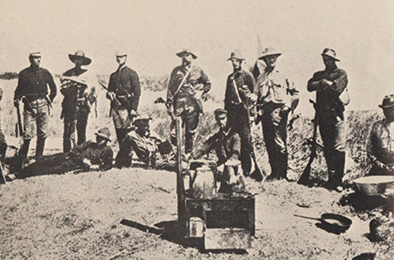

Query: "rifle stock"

xmin=15 ymin=103 xmax=24 ymax=137
xmin=297 ymin=99 xmax=318 ymax=185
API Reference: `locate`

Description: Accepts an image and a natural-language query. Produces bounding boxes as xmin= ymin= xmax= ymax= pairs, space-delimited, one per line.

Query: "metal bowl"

xmin=354 ymin=176 xmax=394 ymax=196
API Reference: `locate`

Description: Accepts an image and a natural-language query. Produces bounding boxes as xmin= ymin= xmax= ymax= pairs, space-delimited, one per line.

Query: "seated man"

xmin=192 ymin=108 xmax=245 ymax=193
xmin=115 ymin=115 xmax=173 ymax=169
xmin=367 ymin=95 xmax=394 ymax=175
xmin=7 ymin=127 xmax=113 ymax=180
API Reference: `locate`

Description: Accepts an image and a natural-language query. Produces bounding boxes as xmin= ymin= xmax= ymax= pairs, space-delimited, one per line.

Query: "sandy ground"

xmin=1 ymin=165 xmax=392 ymax=260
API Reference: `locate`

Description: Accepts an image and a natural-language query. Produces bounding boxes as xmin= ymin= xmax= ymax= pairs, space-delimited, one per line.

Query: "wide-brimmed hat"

xmin=69 ymin=50 xmax=92 ymax=66
xmin=95 ymin=127 xmax=111 ymax=141
xmin=259 ymin=47 xmax=281 ymax=60
xmin=29 ymin=52 xmax=41 ymax=58
xmin=379 ymin=94 xmax=394 ymax=109
xmin=176 ymin=48 xmax=197 ymax=59
xmin=227 ymin=49 xmax=245 ymax=61
xmin=321 ymin=48 xmax=340 ymax=62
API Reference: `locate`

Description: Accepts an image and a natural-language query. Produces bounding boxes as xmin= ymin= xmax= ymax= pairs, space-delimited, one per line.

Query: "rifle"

xmin=61 ymin=76 xmax=87 ymax=86
xmin=15 ymin=101 xmax=24 ymax=138
xmin=297 ymin=99 xmax=318 ymax=185
xmin=99 ymin=81 xmax=122 ymax=117
xmin=154 ymin=97 xmax=175 ymax=120
xmin=250 ymin=152 xmax=265 ymax=181
xmin=231 ymin=78 xmax=264 ymax=181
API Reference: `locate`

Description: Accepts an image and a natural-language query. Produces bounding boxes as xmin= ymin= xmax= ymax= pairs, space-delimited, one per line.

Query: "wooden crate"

xmin=184 ymin=195 xmax=255 ymax=249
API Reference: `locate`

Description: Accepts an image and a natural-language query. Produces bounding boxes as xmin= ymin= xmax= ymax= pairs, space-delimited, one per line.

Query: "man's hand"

xmin=130 ymin=109 xmax=138 ymax=117
xmin=320 ymin=79 xmax=333 ymax=89
xmin=83 ymin=158 xmax=92 ymax=169
xmin=374 ymin=160 xmax=392 ymax=172
xmin=249 ymin=93 xmax=258 ymax=104
xmin=107 ymin=92 xmax=116 ymax=101
xmin=13 ymin=99 xmax=20 ymax=107
xmin=90 ymin=165 xmax=100 ymax=171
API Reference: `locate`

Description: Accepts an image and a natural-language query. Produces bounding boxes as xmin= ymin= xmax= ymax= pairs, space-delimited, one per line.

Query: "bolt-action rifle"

xmin=297 ymin=98 xmax=318 ymax=185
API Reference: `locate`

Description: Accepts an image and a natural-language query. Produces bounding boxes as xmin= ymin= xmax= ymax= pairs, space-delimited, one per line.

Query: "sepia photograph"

xmin=1 ymin=0 xmax=394 ymax=259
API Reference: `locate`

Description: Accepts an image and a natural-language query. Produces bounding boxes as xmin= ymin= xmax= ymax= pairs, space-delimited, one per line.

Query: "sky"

xmin=1 ymin=0 xmax=394 ymax=116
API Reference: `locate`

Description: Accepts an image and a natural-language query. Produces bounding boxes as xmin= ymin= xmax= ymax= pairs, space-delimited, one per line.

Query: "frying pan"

xmin=294 ymin=213 xmax=352 ymax=234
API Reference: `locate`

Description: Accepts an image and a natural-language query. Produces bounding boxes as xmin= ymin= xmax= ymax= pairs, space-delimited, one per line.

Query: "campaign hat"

xmin=227 ymin=49 xmax=245 ymax=61
xmin=379 ymin=94 xmax=394 ymax=109
xmin=258 ymin=47 xmax=281 ymax=60
xmin=176 ymin=48 xmax=197 ymax=59
xmin=95 ymin=127 xmax=111 ymax=141
xmin=321 ymin=48 xmax=340 ymax=61
xmin=69 ymin=50 xmax=92 ymax=66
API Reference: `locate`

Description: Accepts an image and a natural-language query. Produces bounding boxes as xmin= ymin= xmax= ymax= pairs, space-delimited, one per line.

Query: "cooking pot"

xmin=354 ymin=175 xmax=394 ymax=196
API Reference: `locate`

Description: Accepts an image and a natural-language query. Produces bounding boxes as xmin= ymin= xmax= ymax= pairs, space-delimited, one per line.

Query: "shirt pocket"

xmin=271 ymin=84 xmax=286 ymax=103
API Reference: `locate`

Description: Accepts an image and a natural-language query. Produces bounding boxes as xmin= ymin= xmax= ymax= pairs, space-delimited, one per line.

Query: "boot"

xmin=0 ymin=143 xmax=7 ymax=160
xmin=278 ymin=153 xmax=288 ymax=180
xmin=325 ymin=169 xmax=336 ymax=190
xmin=333 ymin=151 xmax=346 ymax=190
xmin=19 ymin=139 xmax=31 ymax=159
xmin=115 ymin=129 xmax=125 ymax=148
xmin=63 ymin=138 xmax=72 ymax=153
xmin=36 ymin=137 xmax=46 ymax=157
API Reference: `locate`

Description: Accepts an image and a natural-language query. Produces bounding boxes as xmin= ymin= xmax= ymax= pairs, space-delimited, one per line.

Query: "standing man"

xmin=224 ymin=49 xmax=256 ymax=176
xmin=106 ymin=51 xmax=141 ymax=147
xmin=14 ymin=52 xmax=57 ymax=158
xmin=366 ymin=95 xmax=394 ymax=176
xmin=61 ymin=50 xmax=97 ymax=152
xmin=252 ymin=47 xmax=299 ymax=180
xmin=166 ymin=48 xmax=211 ymax=157
xmin=307 ymin=48 xmax=348 ymax=190
xmin=0 ymin=88 xmax=7 ymax=161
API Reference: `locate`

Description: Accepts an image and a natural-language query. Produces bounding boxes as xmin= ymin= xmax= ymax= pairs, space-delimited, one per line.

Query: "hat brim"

xmin=95 ymin=133 xmax=111 ymax=141
xmin=227 ymin=57 xmax=245 ymax=61
xmin=134 ymin=118 xmax=151 ymax=124
xmin=379 ymin=104 xmax=394 ymax=109
xmin=69 ymin=54 xmax=92 ymax=66
xmin=322 ymin=54 xmax=340 ymax=62
xmin=258 ymin=53 xmax=281 ymax=60
xmin=176 ymin=51 xmax=197 ymax=59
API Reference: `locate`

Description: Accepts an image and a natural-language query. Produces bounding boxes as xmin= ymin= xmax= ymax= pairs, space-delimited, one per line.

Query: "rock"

xmin=369 ymin=216 xmax=394 ymax=242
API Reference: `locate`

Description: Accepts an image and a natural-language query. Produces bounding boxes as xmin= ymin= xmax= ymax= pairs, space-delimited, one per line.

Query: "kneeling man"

xmin=367 ymin=95 xmax=394 ymax=175
xmin=192 ymin=108 xmax=245 ymax=193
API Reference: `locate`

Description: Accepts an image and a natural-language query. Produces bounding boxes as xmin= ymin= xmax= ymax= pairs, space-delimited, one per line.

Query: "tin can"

xmin=189 ymin=217 xmax=204 ymax=237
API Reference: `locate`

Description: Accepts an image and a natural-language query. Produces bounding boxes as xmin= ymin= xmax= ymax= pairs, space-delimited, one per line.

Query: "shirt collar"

xmin=29 ymin=65 xmax=40 ymax=72
xmin=118 ymin=64 xmax=127 ymax=71
xmin=222 ymin=127 xmax=232 ymax=136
